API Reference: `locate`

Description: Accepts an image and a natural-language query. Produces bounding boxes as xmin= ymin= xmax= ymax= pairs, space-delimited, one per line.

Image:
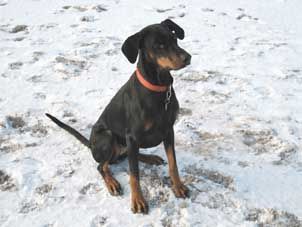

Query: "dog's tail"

xmin=45 ymin=113 xmax=90 ymax=148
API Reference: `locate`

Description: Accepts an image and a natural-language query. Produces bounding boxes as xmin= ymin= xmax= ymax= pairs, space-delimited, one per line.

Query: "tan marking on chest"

xmin=144 ymin=120 xmax=154 ymax=131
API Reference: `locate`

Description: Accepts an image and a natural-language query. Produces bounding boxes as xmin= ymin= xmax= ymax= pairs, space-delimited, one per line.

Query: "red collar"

xmin=135 ymin=68 xmax=169 ymax=92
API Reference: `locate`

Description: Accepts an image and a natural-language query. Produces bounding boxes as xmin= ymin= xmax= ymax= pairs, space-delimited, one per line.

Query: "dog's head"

xmin=122 ymin=19 xmax=191 ymax=70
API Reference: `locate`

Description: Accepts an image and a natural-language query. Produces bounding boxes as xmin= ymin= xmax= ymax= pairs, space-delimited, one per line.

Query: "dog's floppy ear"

xmin=161 ymin=19 xmax=184 ymax=40
xmin=121 ymin=32 xmax=142 ymax=64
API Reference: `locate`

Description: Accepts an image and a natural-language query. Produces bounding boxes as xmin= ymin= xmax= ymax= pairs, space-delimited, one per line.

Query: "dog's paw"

xmin=131 ymin=194 xmax=149 ymax=214
xmin=105 ymin=177 xmax=123 ymax=196
xmin=172 ymin=183 xmax=190 ymax=198
xmin=138 ymin=154 xmax=165 ymax=166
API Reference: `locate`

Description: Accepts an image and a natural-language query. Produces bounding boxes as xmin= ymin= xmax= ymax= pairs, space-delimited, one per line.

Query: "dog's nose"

xmin=183 ymin=54 xmax=191 ymax=65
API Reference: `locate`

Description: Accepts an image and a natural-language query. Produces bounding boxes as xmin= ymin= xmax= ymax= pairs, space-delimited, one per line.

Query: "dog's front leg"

xmin=126 ymin=131 xmax=149 ymax=214
xmin=164 ymin=128 xmax=190 ymax=198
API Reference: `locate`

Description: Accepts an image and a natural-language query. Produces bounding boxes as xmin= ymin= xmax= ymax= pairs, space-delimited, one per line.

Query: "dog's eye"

xmin=154 ymin=43 xmax=165 ymax=50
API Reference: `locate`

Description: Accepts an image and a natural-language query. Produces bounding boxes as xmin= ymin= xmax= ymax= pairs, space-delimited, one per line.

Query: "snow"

xmin=1 ymin=0 xmax=302 ymax=226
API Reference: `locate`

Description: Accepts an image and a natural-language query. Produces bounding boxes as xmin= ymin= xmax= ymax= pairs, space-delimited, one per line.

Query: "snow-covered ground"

xmin=1 ymin=0 xmax=302 ymax=226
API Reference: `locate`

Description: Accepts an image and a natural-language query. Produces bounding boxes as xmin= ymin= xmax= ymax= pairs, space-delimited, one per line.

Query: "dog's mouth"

xmin=174 ymin=58 xmax=191 ymax=70
xmin=156 ymin=54 xmax=191 ymax=71
xmin=172 ymin=53 xmax=191 ymax=70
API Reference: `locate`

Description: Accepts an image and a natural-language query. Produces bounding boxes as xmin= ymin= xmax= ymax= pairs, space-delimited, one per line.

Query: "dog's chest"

xmin=143 ymin=108 xmax=177 ymax=132
xmin=139 ymin=101 xmax=178 ymax=148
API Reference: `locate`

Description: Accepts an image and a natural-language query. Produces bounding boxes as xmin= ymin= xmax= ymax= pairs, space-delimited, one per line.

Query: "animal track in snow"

xmin=245 ymin=208 xmax=302 ymax=226
xmin=90 ymin=215 xmax=107 ymax=227
xmin=19 ymin=200 xmax=40 ymax=214
xmin=80 ymin=16 xmax=96 ymax=22
xmin=239 ymin=128 xmax=297 ymax=163
xmin=8 ymin=61 xmax=23 ymax=70
xmin=54 ymin=55 xmax=88 ymax=78
xmin=79 ymin=182 xmax=100 ymax=195
xmin=0 ymin=0 xmax=7 ymax=6
xmin=0 ymin=170 xmax=17 ymax=191
xmin=184 ymin=164 xmax=234 ymax=189
xmin=61 ymin=4 xmax=108 ymax=13
xmin=9 ymin=25 xmax=28 ymax=33
xmin=5 ymin=115 xmax=26 ymax=129
xmin=35 ymin=184 xmax=53 ymax=195
xmin=140 ymin=167 xmax=171 ymax=208
xmin=153 ymin=4 xmax=187 ymax=19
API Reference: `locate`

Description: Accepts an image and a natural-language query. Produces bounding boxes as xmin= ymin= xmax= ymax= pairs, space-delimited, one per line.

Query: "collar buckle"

xmin=164 ymin=86 xmax=172 ymax=111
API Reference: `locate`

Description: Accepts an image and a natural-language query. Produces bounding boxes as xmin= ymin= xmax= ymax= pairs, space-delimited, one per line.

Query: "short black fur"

xmin=46 ymin=19 xmax=191 ymax=214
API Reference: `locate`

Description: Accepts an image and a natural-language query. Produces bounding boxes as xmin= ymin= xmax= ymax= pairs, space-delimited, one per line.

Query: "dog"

xmin=46 ymin=19 xmax=191 ymax=214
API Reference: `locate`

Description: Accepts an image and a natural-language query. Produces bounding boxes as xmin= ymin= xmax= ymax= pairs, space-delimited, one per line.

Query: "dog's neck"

xmin=137 ymin=52 xmax=173 ymax=86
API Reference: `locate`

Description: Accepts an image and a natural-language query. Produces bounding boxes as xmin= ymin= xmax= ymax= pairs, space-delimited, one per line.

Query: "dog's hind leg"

xmin=138 ymin=153 xmax=165 ymax=165
xmin=90 ymin=126 xmax=122 ymax=196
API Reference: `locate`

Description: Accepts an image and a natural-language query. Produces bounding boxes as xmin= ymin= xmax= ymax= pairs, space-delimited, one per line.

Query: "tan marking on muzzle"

xmin=147 ymin=51 xmax=155 ymax=60
xmin=156 ymin=56 xmax=183 ymax=70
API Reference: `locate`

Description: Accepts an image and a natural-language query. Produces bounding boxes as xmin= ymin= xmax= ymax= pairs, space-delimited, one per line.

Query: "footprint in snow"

xmin=27 ymin=74 xmax=44 ymax=83
xmin=236 ymin=13 xmax=259 ymax=21
xmin=0 ymin=170 xmax=17 ymax=191
xmin=54 ymin=55 xmax=87 ymax=78
xmin=139 ymin=167 xmax=171 ymax=207
xmin=179 ymin=107 xmax=192 ymax=117
xmin=35 ymin=183 xmax=53 ymax=195
xmin=111 ymin=66 xmax=118 ymax=72
xmin=56 ymin=164 xmax=75 ymax=178
xmin=90 ymin=215 xmax=107 ymax=227
xmin=154 ymin=5 xmax=187 ymax=18
xmin=62 ymin=4 xmax=107 ymax=13
xmin=80 ymin=16 xmax=96 ymax=22
xmin=73 ymin=5 xmax=89 ymax=12
xmin=34 ymin=92 xmax=46 ymax=100
xmin=0 ymin=141 xmax=22 ymax=153
xmin=19 ymin=199 xmax=42 ymax=214
xmin=155 ymin=8 xmax=173 ymax=13
xmin=13 ymin=37 xmax=25 ymax=42
xmin=92 ymin=4 xmax=107 ymax=12
xmin=276 ymin=68 xmax=302 ymax=84
xmin=0 ymin=0 xmax=8 ymax=6
xmin=105 ymin=48 xmax=119 ymax=56
xmin=202 ymin=8 xmax=215 ymax=12
xmin=219 ymin=12 xmax=228 ymax=16
xmin=79 ymin=182 xmax=99 ymax=195
xmin=5 ymin=115 xmax=26 ymax=129
xmin=184 ymin=164 xmax=234 ymax=190
xmin=4 ymin=115 xmax=48 ymax=137
xmin=239 ymin=128 xmax=297 ymax=163
xmin=62 ymin=111 xmax=77 ymax=123
xmin=8 ymin=61 xmax=23 ymax=70
xmin=39 ymin=23 xmax=58 ymax=30
xmin=9 ymin=25 xmax=28 ymax=33
xmin=245 ymin=208 xmax=302 ymax=226
xmin=28 ymin=121 xmax=49 ymax=138
xmin=180 ymin=70 xmax=225 ymax=82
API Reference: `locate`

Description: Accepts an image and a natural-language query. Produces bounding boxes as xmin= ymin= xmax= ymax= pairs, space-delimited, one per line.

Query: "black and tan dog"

xmin=46 ymin=19 xmax=191 ymax=214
